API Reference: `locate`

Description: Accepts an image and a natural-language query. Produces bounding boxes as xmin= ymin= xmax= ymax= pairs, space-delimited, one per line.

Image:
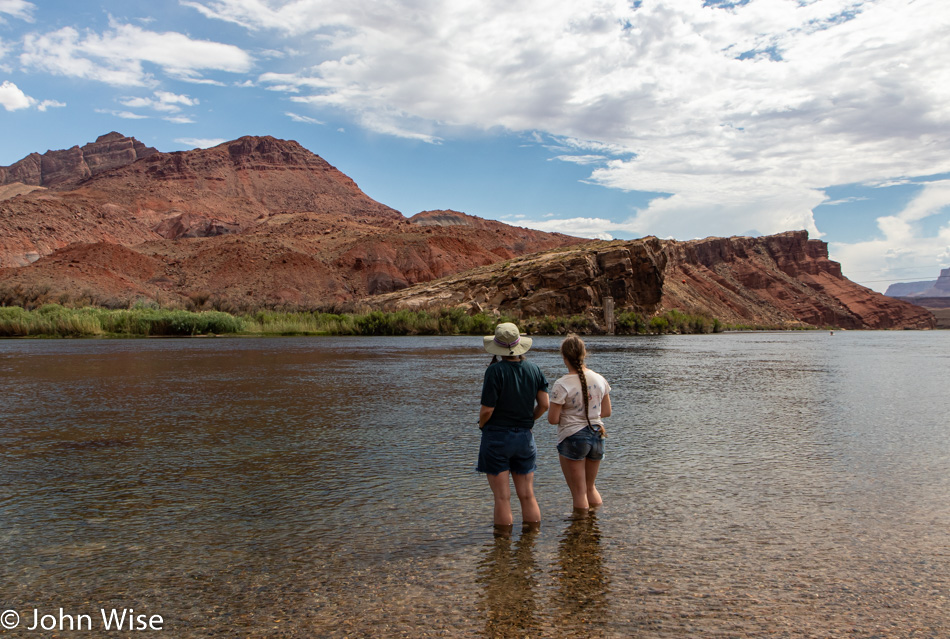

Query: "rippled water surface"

xmin=1 ymin=332 xmax=948 ymax=637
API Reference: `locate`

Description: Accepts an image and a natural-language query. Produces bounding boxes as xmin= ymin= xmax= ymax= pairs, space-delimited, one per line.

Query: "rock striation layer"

xmin=0 ymin=132 xmax=157 ymax=189
xmin=373 ymin=231 xmax=935 ymax=330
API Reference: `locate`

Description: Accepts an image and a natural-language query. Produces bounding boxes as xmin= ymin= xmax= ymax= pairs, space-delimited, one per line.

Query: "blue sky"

xmin=2 ymin=0 xmax=949 ymax=292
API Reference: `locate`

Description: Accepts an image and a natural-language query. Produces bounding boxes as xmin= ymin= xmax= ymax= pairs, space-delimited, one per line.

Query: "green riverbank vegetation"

xmin=0 ymin=304 xmax=732 ymax=338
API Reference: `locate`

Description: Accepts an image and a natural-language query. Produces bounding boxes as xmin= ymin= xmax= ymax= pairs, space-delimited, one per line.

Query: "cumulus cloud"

xmin=20 ymin=21 xmax=253 ymax=86
xmin=0 ymin=81 xmax=66 ymax=112
xmin=191 ymin=0 xmax=950 ymax=245
xmin=0 ymin=79 xmax=32 ymax=110
xmin=831 ymin=180 xmax=950 ymax=290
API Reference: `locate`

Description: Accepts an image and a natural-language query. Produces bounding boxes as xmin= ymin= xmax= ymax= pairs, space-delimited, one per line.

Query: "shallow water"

xmin=1 ymin=332 xmax=948 ymax=637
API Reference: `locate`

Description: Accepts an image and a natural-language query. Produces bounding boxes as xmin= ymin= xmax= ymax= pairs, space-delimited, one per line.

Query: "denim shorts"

xmin=557 ymin=426 xmax=605 ymax=461
xmin=477 ymin=428 xmax=537 ymax=475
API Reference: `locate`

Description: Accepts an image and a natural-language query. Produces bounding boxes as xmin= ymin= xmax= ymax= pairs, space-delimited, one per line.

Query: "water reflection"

xmin=476 ymin=531 xmax=541 ymax=638
xmin=553 ymin=514 xmax=610 ymax=637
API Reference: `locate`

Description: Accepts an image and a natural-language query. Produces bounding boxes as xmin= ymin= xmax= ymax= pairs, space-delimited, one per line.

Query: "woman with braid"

xmin=548 ymin=334 xmax=612 ymax=517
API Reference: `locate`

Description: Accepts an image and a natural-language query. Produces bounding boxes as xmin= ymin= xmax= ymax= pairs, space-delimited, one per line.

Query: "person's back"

xmin=548 ymin=334 xmax=611 ymax=518
xmin=476 ymin=323 xmax=549 ymax=536
xmin=550 ymin=368 xmax=609 ymax=443
xmin=481 ymin=358 xmax=547 ymax=431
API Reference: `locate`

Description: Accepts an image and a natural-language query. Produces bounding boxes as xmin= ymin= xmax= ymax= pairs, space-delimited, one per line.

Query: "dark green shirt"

xmin=480 ymin=359 xmax=548 ymax=430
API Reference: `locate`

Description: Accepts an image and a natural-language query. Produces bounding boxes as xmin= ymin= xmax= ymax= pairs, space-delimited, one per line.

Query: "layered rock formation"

xmin=373 ymin=232 xmax=935 ymax=330
xmin=661 ymin=233 xmax=933 ymax=329
xmin=0 ymin=132 xmax=157 ymax=189
xmin=0 ymin=134 xmax=582 ymax=307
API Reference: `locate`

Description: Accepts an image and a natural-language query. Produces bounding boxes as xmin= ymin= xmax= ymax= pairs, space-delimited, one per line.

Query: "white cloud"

xmin=20 ymin=22 xmax=253 ymax=86
xmin=0 ymin=0 xmax=34 ymax=22
xmin=831 ymin=180 xmax=950 ymax=291
xmin=0 ymin=81 xmax=66 ymax=112
xmin=0 ymin=79 xmax=33 ymax=110
xmin=515 ymin=216 xmax=616 ymax=240
xmin=291 ymin=93 xmax=442 ymax=142
xmin=120 ymin=90 xmax=199 ymax=113
xmin=164 ymin=115 xmax=195 ymax=124
xmin=36 ymin=98 xmax=65 ymax=111
xmin=175 ymin=137 xmax=226 ymax=148
xmin=551 ymin=155 xmax=607 ymax=165
xmin=182 ymin=0 xmax=344 ymax=35
xmin=286 ymin=111 xmax=322 ymax=124
xmin=193 ymin=0 xmax=950 ymax=245
xmin=823 ymin=196 xmax=870 ymax=206
xmin=95 ymin=108 xmax=148 ymax=120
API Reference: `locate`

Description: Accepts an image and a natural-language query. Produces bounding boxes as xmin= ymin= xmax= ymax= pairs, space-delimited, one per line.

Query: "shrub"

xmin=648 ymin=316 xmax=669 ymax=333
xmin=615 ymin=311 xmax=646 ymax=334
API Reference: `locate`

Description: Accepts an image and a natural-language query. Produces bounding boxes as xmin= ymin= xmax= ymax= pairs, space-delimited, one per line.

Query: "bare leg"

xmin=585 ymin=459 xmax=602 ymax=508
xmin=559 ymin=455 xmax=590 ymax=512
xmin=486 ymin=471 xmax=513 ymax=526
xmin=511 ymin=471 xmax=541 ymax=525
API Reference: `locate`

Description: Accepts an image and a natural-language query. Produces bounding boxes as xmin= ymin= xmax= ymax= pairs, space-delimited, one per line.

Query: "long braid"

xmin=561 ymin=335 xmax=606 ymax=438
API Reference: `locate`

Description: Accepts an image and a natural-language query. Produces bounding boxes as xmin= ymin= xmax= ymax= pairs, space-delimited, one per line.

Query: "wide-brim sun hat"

xmin=484 ymin=322 xmax=533 ymax=356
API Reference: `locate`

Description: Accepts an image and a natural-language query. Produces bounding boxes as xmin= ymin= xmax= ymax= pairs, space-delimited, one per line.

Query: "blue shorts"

xmin=477 ymin=428 xmax=537 ymax=475
xmin=557 ymin=426 xmax=605 ymax=461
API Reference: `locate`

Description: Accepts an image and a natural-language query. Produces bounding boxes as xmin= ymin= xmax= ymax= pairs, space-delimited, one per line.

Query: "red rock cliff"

xmin=0 ymin=132 xmax=157 ymax=189
xmin=372 ymin=231 xmax=935 ymax=330
xmin=662 ymin=231 xmax=934 ymax=329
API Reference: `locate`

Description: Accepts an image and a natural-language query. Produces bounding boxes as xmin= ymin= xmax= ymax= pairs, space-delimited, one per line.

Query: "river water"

xmin=1 ymin=332 xmax=948 ymax=637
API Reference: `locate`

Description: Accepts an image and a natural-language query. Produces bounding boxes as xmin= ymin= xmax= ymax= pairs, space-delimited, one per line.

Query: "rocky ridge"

xmin=0 ymin=132 xmax=157 ymax=189
xmin=372 ymin=231 xmax=935 ymax=330
xmin=0 ymin=134 xmax=582 ymax=307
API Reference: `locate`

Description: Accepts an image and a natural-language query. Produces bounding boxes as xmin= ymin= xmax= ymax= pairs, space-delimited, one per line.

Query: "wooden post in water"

xmin=604 ymin=296 xmax=615 ymax=335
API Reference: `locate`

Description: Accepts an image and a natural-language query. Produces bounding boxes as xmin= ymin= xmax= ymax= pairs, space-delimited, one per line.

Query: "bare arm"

xmin=478 ymin=405 xmax=494 ymax=429
xmin=547 ymin=402 xmax=562 ymax=425
xmin=600 ymin=393 xmax=611 ymax=418
xmin=533 ymin=391 xmax=549 ymax=421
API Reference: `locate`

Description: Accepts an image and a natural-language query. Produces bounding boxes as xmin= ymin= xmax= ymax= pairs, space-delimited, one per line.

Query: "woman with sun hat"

xmin=477 ymin=322 xmax=549 ymax=535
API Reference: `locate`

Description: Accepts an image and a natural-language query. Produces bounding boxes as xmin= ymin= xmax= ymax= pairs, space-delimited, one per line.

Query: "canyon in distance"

xmin=0 ymin=133 xmax=936 ymax=331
